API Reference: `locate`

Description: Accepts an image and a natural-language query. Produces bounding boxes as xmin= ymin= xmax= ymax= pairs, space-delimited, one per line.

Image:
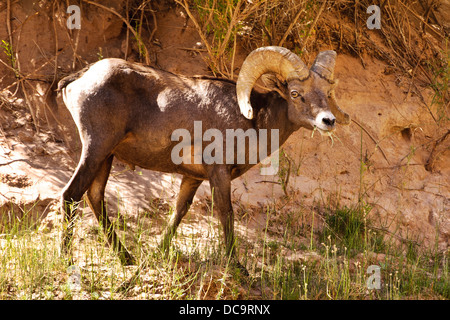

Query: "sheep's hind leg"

xmin=60 ymin=148 xmax=111 ymax=264
xmin=160 ymin=176 xmax=203 ymax=253
xmin=85 ymin=155 xmax=135 ymax=265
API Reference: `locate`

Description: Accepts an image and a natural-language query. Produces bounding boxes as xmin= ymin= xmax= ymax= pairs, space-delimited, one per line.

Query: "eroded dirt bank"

xmin=0 ymin=0 xmax=448 ymax=255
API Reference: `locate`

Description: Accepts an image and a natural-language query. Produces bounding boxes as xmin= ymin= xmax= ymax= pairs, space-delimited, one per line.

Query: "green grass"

xmin=319 ymin=205 xmax=386 ymax=255
xmin=0 ymin=194 xmax=448 ymax=300
xmin=1 ymin=40 xmax=18 ymax=77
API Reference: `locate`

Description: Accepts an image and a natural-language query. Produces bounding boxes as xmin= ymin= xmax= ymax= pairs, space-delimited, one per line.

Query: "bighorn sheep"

xmin=58 ymin=46 xmax=349 ymax=267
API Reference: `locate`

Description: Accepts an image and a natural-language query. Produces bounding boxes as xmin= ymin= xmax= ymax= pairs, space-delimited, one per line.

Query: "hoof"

xmin=232 ymin=260 xmax=249 ymax=277
xmin=119 ymin=250 xmax=136 ymax=266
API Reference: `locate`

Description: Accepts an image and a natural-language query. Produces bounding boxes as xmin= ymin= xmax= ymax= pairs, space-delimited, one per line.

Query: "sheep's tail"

xmin=56 ymin=63 xmax=93 ymax=92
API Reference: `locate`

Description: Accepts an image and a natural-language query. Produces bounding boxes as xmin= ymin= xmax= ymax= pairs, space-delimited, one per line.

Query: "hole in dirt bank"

xmin=391 ymin=125 xmax=415 ymax=143
xmin=401 ymin=127 xmax=412 ymax=142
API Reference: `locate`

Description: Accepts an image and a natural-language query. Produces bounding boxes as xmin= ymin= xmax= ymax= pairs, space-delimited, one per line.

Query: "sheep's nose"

xmin=322 ymin=117 xmax=336 ymax=128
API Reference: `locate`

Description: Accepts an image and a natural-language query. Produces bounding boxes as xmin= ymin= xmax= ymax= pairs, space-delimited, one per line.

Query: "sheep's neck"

xmin=253 ymin=92 xmax=299 ymax=149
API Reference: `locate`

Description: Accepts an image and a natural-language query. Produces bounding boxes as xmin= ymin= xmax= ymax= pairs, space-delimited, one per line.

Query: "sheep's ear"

xmin=261 ymin=73 xmax=288 ymax=100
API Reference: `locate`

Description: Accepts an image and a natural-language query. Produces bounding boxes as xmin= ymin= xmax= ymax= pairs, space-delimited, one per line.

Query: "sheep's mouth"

xmin=313 ymin=125 xmax=335 ymax=137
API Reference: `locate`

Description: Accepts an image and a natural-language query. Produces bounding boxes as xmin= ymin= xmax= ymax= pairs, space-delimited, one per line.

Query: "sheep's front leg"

xmin=207 ymin=166 xmax=237 ymax=260
xmin=160 ymin=176 xmax=203 ymax=253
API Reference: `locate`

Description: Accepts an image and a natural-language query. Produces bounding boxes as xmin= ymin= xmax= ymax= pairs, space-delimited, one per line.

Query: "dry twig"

xmin=425 ymin=129 xmax=450 ymax=172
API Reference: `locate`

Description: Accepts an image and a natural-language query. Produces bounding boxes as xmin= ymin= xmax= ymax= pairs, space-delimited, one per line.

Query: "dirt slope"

xmin=0 ymin=1 xmax=448 ymax=253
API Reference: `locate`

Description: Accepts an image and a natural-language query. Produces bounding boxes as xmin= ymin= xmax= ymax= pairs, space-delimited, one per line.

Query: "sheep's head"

xmin=236 ymin=46 xmax=350 ymax=133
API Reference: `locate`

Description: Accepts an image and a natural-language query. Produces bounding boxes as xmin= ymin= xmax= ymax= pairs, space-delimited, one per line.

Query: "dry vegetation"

xmin=0 ymin=0 xmax=449 ymax=300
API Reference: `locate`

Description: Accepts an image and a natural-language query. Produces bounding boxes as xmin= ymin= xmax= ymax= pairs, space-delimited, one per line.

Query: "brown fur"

xmin=58 ymin=56 xmax=341 ymax=268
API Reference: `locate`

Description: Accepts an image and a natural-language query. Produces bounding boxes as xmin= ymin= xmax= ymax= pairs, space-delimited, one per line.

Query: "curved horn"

xmin=310 ymin=50 xmax=336 ymax=82
xmin=236 ymin=46 xmax=309 ymax=119
xmin=311 ymin=50 xmax=351 ymax=125
xmin=328 ymin=89 xmax=351 ymax=125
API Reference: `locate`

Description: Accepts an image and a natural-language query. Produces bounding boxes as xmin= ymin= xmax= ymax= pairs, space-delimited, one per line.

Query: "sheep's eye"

xmin=291 ymin=90 xmax=299 ymax=98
